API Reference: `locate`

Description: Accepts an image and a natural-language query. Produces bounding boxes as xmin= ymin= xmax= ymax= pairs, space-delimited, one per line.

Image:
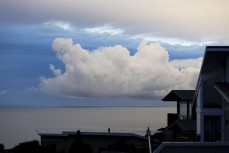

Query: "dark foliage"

xmin=0 ymin=143 xmax=4 ymax=151
xmin=10 ymin=140 xmax=59 ymax=153
xmin=11 ymin=140 xmax=42 ymax=153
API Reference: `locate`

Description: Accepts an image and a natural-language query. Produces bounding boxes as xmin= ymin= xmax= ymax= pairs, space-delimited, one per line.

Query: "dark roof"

xmin=206 ymin=46 xmax=229 ymax=49
xmin=166 ymin=120 xmax=196 ymax=131
xmin=193 ymin=46 xmax=229 ymax=101
xmin=39 ymin=131 xmax=147 ymax=140
xmin=200 ymin=47 xmax=229 ymax=74
xmin=162 ymin=90 xmax=195 ymax=101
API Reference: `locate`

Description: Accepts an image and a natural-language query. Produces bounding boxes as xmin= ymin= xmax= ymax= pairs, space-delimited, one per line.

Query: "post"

xmin=146 ymin=127 xmax=152 ymax=153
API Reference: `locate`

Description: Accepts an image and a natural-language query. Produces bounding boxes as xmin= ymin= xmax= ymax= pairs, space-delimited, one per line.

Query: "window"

xmin=179 ymin=101 xmax=187 ymax=120
xmin=204 ymin=116 xmax=221 ymax=142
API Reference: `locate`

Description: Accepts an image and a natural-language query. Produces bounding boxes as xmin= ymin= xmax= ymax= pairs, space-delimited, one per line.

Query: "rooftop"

xmin=201 ymin=47 xmax=229 ymax=74
xmin=39 ymin=131 xmax=147 ymax=140
xmin=166 ymin=120 xmax=196 ymax=131
xmin=162 ymin=90 xmax=195 ymax=101
xmin=194 ymin=46 xmax=229 ymax=101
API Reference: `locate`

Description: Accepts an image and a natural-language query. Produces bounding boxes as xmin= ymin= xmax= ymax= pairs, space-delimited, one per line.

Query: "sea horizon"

xmin=0 ymin=101 xmax=176 ymax=108
xmin=0 ymin=106 xmax=176 ymax=149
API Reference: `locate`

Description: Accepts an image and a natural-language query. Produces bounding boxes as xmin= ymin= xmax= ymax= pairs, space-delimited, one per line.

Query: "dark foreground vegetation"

xmin=0 ymin=132 xmax=147 ymax=153
xmin=0 ymin=140 xmax=144 ymax=153
xmin=0 ymin=140 xmax=58 ymax=153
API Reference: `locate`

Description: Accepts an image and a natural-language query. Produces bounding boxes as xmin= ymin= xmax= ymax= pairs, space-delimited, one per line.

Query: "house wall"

xmin=224 ymin=56 xmax=229 ymax=141
xmin=82 ymin=136 xmax=147 ymax=153
xmin=203 ymin=76 xmax=223 ymax=108
xmin=41 ymin=135 xmax=73 ymax=153
xmin=41 ymin=135 xmax=148 ymax=153
xmin=224 ymin=109 xmax=229 ymax=141
xmin=196 ymin=84 xmax=202 ymax=140
xmin=197 ymin=71 xmax=225 ymax=142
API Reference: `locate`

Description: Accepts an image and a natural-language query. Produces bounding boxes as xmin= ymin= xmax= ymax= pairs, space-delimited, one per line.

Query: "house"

xmin=193 ymin=46 xmax=229 ymax=142
xmin=39 ymin=131 xmax=148 ymax=153
xmin=154 ymin=142 xmax=229 ymax=153
xmin=162 ymin=90 xmax=195 ymax=124
xmin=154 ymin=46 xmax=229 ymax=152
xmin=154 ymin=90 xmax=196 ymax=142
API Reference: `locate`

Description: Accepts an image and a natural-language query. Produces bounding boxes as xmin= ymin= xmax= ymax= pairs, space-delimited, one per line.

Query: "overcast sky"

xmin=0 ymin=0 xmax=228 ymax=106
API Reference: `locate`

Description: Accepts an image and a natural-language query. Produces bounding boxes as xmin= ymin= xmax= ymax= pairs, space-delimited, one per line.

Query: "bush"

xmin=12 ymin=140 xmax=42 ymax=153
xmin=0 ymin=143 xmax=4 ymax=151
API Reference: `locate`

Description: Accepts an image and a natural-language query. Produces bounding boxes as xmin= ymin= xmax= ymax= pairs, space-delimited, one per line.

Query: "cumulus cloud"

xmin=170 ymin=58 xmax=203 ymax=69
xmin=39 ymin=38 xmax=201 ymax=99
xmin=49 ymin=64 xmax=62 ymax=76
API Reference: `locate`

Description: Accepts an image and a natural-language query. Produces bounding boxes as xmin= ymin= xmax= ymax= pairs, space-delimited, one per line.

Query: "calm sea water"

xmin=0 ymin=106 xmax=176 ymax=149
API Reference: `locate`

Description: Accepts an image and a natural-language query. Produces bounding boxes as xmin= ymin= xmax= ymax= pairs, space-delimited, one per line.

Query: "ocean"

xmin=0 ymin=106 xmax=176 ymax=149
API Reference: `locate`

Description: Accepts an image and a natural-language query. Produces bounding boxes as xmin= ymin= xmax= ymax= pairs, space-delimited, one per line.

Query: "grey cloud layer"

xmin=39 ymin=38 xmax=201 ymax=99
xmin=1 ymin=0 xmax=229 ymax=41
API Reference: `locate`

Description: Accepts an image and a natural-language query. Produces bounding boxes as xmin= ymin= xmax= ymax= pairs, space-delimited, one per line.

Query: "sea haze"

xmin=0 ymin=106 xmax=175 ymax=149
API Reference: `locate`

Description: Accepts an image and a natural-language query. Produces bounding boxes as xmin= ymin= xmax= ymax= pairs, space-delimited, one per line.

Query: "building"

xmin=162 ymin=90 xmax=195 ymax=124
xmin=154 ymin=46 xmax=229 ymax=153
xmin=193 ymin=46 xmax=229 ymax=142
xmin=39 ymin=131 xmax=148 ymax=153
xmin=156 ymin=90 xmax=196 ymax=142
xmin=154 ymin=142 xmax=229 ymax=153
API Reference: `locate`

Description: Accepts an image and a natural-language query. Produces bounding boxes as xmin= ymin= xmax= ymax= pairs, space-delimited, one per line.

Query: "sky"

xmin=0 ymin=0 xmax=229 ymax=106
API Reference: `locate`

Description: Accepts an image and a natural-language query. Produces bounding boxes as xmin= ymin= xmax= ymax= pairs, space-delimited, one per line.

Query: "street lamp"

xmin=146 ymin=127 xmax=152 ymax=153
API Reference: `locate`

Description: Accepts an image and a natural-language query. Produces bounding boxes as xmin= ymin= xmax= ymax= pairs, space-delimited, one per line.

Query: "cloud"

xmin=130 ymin=35 xmax=219 ymax=47
xmin=49 ymin=64 xmax=62 ymax=76
xmin=84 ymin=25 xmax=125 ymax=35
xmin=1 ymin=0 xmax=229 ymax=42
xmin=25 ymin=87 xmax=40 ymax=93
xmin=0 ymin=90 xmax=9 ymax=95
xmin=170 ymin=57 xmax=203 ymax=69
xmin=44 ymin=20 xmax=74 ymax=30
xmin=39 ymin=38 xmax=201 ymax=99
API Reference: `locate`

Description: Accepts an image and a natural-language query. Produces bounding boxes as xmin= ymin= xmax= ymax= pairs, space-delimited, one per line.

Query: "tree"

xmin=0 ymin=143 xmax=4 ymax=151
xmin=12 ymin=140 xmax=42 ymax=153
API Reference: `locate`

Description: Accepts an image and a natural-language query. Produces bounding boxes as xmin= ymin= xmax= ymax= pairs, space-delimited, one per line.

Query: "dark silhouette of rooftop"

xmin=162 ymin=90 xmax=195 ymax=101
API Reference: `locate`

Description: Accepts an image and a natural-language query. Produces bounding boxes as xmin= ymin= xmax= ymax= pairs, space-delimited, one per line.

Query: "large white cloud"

xmin=39 ymin=38 xmax=201 ymax=99
xmin=170 ymin=58 xmax=203 ymax=69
